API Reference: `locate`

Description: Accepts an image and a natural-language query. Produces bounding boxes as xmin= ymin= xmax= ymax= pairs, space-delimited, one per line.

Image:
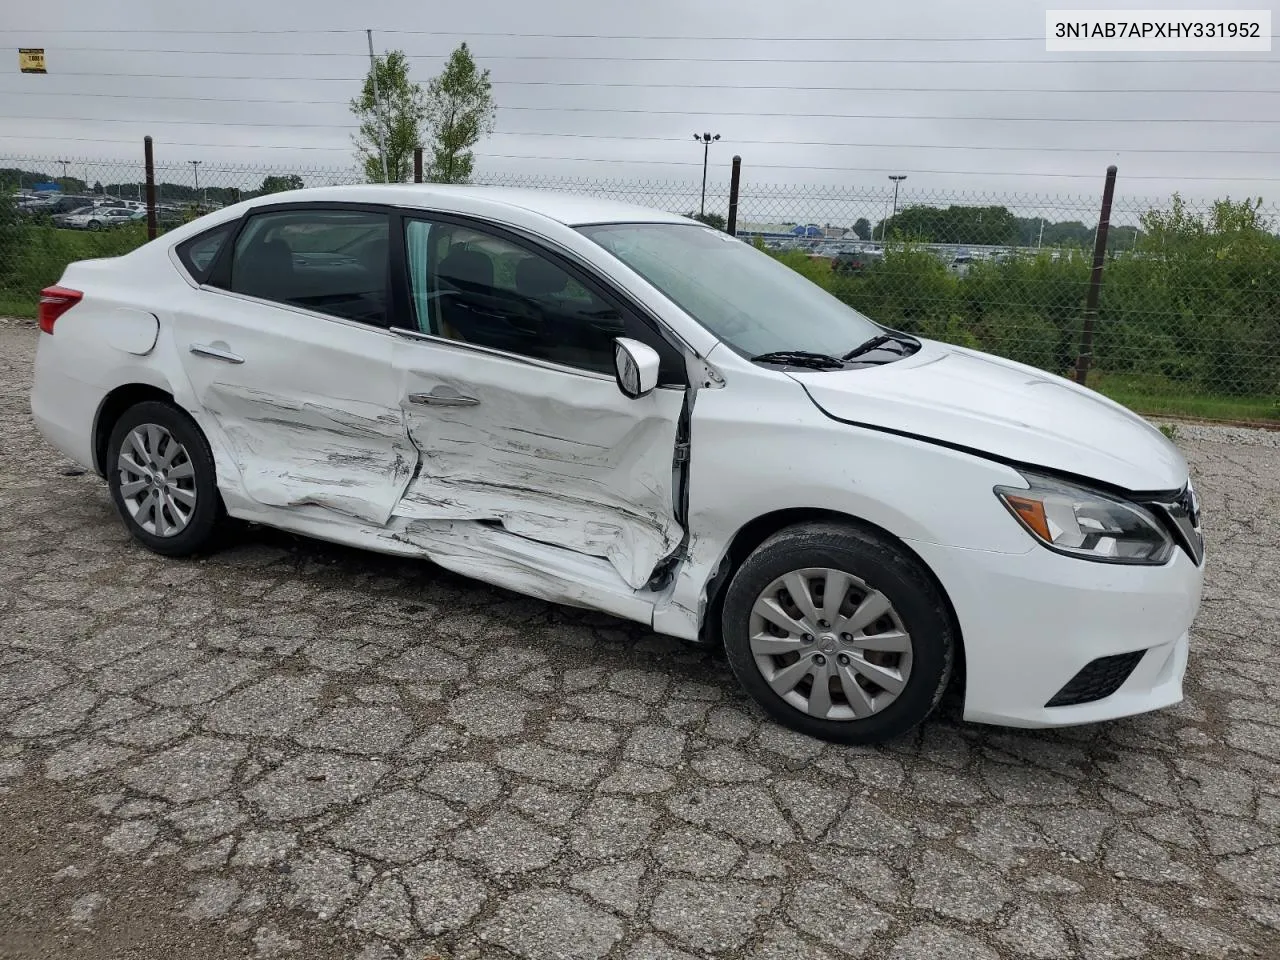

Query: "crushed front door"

xmin=391 ymin=338 xmax=685 ymax=590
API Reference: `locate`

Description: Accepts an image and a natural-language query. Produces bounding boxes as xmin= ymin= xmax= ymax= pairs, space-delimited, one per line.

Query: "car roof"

xmin=244 ymin=183 xmax=694 ymax=228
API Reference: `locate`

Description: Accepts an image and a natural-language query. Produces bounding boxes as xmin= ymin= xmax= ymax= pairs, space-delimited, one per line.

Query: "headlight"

xmin=994 ymin=472 xmax=1174 ymax=565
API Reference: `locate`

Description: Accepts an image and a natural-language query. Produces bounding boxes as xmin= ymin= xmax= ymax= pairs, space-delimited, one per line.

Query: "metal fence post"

xmin=144 ymin=136 xmax=157 ymax=240
xmin=414 ymin=147 xmax=423 ymax=184
xmin=727 ymin=155 xmax=742 ymax=236
xmin=1074 ymin=164 xmax=1117 ymax=387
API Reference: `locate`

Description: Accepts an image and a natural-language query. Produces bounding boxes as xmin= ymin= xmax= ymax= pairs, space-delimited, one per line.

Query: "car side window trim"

xmin=389 ymin=324 xmax=638 ymax=384
xmin=198 ymin=283 xmax=407 ymax=341
xmin=393 ymin=210 xmax=689 ymax=387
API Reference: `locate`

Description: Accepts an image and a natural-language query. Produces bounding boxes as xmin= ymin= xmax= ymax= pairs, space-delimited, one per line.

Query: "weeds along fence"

xmin=3 ymin=148 xmax=1278 ymax=422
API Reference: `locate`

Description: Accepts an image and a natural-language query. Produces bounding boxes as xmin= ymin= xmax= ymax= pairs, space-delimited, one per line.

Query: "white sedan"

xmin=59 ymin=206 xmax=144 ymax=230
xmin=30 ymin=184 xmax=1204 ymax=743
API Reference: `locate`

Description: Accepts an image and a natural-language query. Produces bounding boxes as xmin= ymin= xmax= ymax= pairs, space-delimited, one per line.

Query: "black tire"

xmin=106 ymin=400 xmax=223 ymax=557
xmin=87 ymin=220 xmax=102 ymax=231
xmin=721 ymin=521 xmax=954 ymax=745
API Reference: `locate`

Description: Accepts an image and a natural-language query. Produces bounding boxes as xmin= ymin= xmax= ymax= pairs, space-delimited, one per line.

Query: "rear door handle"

xmin=408 ymin=390 xmax=480 ymax=407
xmin=190 ymin=343 xmax=245 ymax=364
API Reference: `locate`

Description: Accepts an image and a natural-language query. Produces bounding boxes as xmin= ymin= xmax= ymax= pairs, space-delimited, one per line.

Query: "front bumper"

xmin=909 ymin=536 xmax=1204 ymax=728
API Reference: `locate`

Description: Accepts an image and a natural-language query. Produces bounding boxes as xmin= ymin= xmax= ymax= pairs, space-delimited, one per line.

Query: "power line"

xmin=1 ymin=134 xmax=353 ymax=151
xmin=493 ymin=133 xmax=1280 ymax=156
xmin=10 ymin=85 xmax=1280 ymax=102
xmin=7 ymin=131 xmax=1280 ymax=158
xmin=0 ymin=28 xmax=1053 ymax=40
xmin=10 ymin=70 xmax=1280 ymax=87
xmin=475 ymin=155 xmax=1280 ymax=181
xmin=7 ymin=110 xmax=1277 ymax=127
xmin=10 ymin=71 xmax=365 ymax=81
xmin=11 ymin=47 xmax=1270 ymax=64
xmin=500 ymin=107 xmax=1280 ymax=123
xmin=5 ymin=104 xmax=1271 ymax=153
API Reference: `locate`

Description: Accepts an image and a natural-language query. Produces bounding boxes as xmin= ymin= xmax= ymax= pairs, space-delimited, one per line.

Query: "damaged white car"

xmin=31 ymin=185 xmax=1204 ymax=743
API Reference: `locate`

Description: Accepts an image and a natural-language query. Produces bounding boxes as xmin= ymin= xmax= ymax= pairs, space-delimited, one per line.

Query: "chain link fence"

xmin=4 ymin=151 xmax=1278 ymax=422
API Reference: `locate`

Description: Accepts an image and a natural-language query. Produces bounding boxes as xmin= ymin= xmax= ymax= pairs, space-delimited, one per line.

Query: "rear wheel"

xmin=87 ymin=219 xmax=102 ymax=231
xmin=721 ymin=521 xmax=954 ymax=744
xmin=106 ymin=400 xmax=223 ymax=556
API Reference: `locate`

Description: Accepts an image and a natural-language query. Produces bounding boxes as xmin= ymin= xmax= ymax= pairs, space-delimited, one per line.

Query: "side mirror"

xmin=614 ymin=337 xmax=661 ymax=399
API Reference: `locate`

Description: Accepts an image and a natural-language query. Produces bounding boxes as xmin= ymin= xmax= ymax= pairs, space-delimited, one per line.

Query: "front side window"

xmin=403 ymin=218 xmax=628 ymax=375
xmin=578 ymin=222 xmax=883 ymax=359
xmin=223 ymin=209 xmax=390 ymax=326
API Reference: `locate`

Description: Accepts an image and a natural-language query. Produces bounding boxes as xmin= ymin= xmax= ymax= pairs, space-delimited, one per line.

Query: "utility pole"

xmin=367 ymin=29 xmax=391 ymax=183
xmin=1038 ymin=219 xmax=1045 ymax=249
xmin=189 ymin=160 xmax=202 ymax=206
xmin=57 ymin=158 xmax=70 ymax=186
xmin=693 ymin=132 xmax=720 ymax=218
xmin=887 ymin=174 xmax=906 ymax=243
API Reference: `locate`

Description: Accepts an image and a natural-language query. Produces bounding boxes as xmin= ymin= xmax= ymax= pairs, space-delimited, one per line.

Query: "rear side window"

xmin=220 ymin=209 xmax=391 ymax=327
xmin=175 ymin=223 xmax=233 ymax=283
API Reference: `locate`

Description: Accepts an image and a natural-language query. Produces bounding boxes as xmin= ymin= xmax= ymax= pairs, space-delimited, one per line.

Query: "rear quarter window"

xmin=175 ymin=223 xmax=235 ymax=283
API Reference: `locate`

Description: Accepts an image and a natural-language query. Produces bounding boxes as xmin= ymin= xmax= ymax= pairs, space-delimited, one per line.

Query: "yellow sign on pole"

xmin=19 ymin=48 xmax=47 ymax=74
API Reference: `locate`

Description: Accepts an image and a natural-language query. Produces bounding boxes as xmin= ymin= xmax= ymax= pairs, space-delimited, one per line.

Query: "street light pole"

xmin=693 ymin=132 xmax=720 ymax=218
xmin=190 ymin=160 xmax=202 ymax=206
xmin=887 ymin=174 xmax=906 ymax=243
xmin=57 ymin=158 xmax=70 ymax=186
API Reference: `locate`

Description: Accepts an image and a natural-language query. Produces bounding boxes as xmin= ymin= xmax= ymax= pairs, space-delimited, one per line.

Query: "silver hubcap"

xmin=117 ymin=424 xmax=197 ymax=537
xmin=749 ymin=567 xmax=913 ymax=721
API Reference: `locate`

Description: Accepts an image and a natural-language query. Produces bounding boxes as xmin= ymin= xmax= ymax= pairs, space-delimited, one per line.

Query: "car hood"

xmin=790 ymin=338 xmax=1188 ymax=492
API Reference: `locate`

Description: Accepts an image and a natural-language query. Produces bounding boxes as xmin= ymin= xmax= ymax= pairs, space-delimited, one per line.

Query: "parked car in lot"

xmin=831 ymin=245 xmax=886 ymax=274
xmin=17 ymin=194 xmax=98 ymax=218
xmin=30 ymin=185 xmax=1204 ymax=743
xmin=58 ymin=206 xmax=143 ymax=231
xmin=51 ymin=206 xmax=97 ymax=228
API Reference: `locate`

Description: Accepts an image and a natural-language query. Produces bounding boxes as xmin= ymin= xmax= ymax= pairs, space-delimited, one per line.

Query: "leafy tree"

xmin=686 ymin=211 xmax=727 ymax=231
xmin=851 ymin=218 xmax=871 ymax=241
xmin=260 ymin=174 xmax=304 ymax=194
xmin=877 ymin=204 xmax=1020 ymax=246
xmin=423 ymin=42 xmax=496 ymax=184
xmin=351 ymin=49 xmax=427 ymax=183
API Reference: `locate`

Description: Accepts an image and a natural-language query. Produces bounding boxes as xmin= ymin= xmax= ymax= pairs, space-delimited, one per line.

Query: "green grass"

xmin=1088 ymin=370 xmax=1280 ymax=423
xmin=0 ymin=295 xmax=34 ymax=318
xmin=0 ymin=224 xmax=148 ymax=316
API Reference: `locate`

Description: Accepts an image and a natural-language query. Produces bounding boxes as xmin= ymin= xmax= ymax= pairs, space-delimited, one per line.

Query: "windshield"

xmin=577 ymin=222 xmax=882 ymax=358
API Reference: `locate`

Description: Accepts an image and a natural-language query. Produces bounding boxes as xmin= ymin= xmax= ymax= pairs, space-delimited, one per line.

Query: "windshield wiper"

xmin=842 ymin=332 xmax=914 ymax=361
xmin=750 ymin=350 xmax=847 ymax=370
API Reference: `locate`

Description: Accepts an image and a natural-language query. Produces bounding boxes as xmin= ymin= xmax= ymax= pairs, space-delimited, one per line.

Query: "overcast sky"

xmin=1 ymin=0 xmax=1276 ymax=221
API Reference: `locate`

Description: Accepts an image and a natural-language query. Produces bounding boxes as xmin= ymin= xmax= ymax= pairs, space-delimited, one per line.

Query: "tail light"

xmin=38 ymin=286 xmax=83 ymax=335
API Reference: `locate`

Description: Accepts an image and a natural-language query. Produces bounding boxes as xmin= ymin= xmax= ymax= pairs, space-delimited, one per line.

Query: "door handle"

xmin=190 ymin=343 xmax=245 ymax=364
xmin=408 ymin=390 xmax=480 ymax=407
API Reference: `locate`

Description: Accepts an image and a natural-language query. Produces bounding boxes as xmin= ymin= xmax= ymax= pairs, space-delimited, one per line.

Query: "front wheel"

xmin=721 ymin=521 xmax=955 ymax=745
xmin=106 ymin=400 xmax=223 ymax=557
xmin=87 ymin=220 xmax=102 ymax=231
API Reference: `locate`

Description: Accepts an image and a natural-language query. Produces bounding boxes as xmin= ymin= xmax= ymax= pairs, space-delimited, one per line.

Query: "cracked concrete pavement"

xmin=1 ymin=321 xmax=1279 ymax=959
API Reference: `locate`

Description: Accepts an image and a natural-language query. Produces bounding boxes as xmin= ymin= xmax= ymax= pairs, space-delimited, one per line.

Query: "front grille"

xmin=1147 ymin=482 xmax=1204 ymax=566
xmin=1046 ymin=650 xmax=1145 ymax=707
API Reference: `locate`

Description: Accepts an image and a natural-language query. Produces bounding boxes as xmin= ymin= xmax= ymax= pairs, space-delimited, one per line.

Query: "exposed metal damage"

xmin=204 ymin=383 xmax=417 ymax=526
xmin=201 ymin=367 xmax=697 ymax=628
